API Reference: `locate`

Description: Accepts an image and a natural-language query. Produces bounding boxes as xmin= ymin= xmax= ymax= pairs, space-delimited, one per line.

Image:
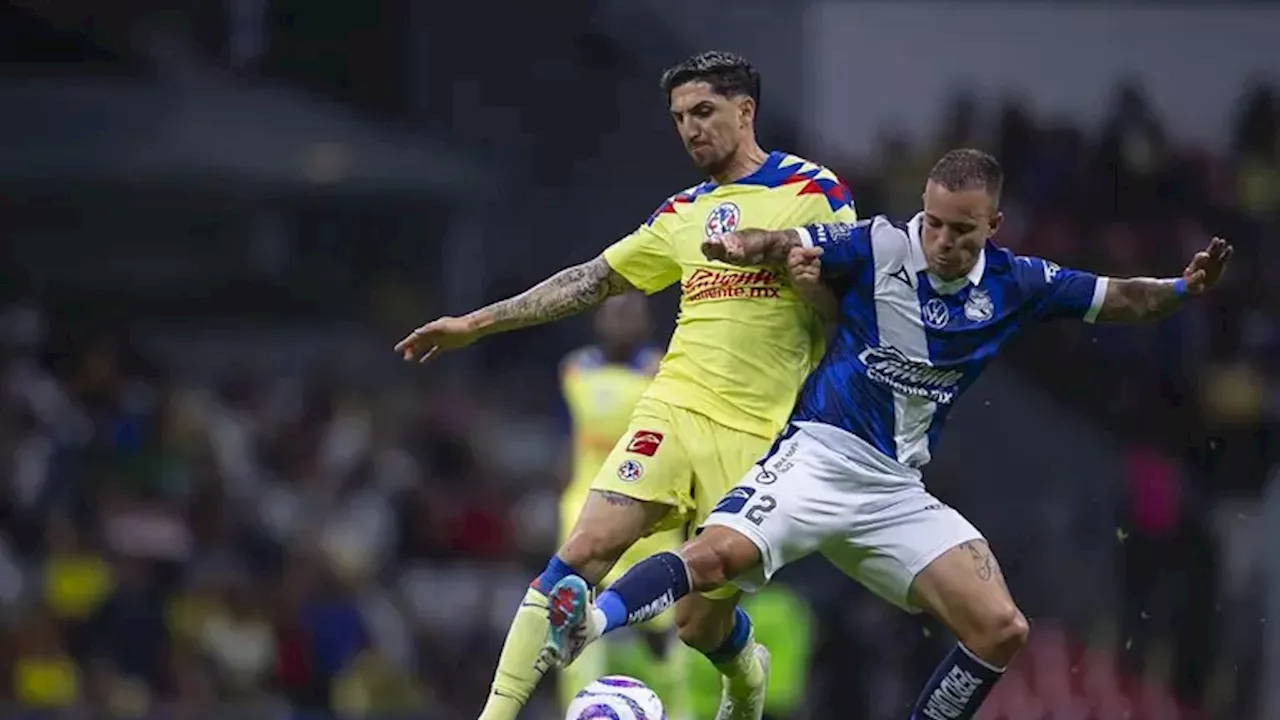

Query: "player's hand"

xmin=703 ymin=230 xmax=775 ymax=266
xmin=787 ymin=246 xmax=824 ymax=287
xmin=394 ymin=315 xmax=481 ymax=363
xmin=1181 ymin=237 xmax=1233 ymax=295
xmin=702 ymin=232 xmax=752 ymax=265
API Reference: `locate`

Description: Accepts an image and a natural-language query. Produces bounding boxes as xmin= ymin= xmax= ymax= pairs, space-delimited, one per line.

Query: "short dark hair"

xmin=928 ymin=148 xmax=1004 ymax=202
xmin=659 ymin=51 xmax=761 ymax=107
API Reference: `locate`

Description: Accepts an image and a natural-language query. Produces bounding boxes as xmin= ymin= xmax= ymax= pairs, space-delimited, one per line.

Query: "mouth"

xmin=932 ymin=254 xmax=962 ymax=275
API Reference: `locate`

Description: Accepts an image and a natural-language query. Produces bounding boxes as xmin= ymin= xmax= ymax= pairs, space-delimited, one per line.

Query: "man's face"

xmin=668 ymin=81 xmax=751 ymax=175
xmin=596 ymin=293 xmax=650 ymax=348
xmin=920 ymin=180 xmax=1001 ymax=280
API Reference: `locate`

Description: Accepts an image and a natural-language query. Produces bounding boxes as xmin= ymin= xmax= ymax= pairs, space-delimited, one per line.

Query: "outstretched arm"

xmin=467 ymin=255 xmax=634 ymax=336
xmin=395 ymin=255 xmax=635 ymax=362
xmin=1095 ymin=277 xmax=1189 ymax=324
xmin=1095 ymin=237 xmax=1233 ymax=323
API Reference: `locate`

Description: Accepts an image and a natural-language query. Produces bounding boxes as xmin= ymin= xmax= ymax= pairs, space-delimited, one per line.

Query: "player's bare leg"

xmin=905 ymin=539 xmax=1030 ymax=720
xmin=549 ymin=525 xmax=771 ymax=720
xmin=479 ymin=490 xmax=669 ymax=720
xmin=674 ymin=591 xmax=770 ymax=720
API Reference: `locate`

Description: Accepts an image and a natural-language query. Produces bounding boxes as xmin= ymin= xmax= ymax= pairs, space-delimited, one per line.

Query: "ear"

xmin=737 ymin=96 xmax=757 ymax=125
xmin=988 ymin=210 xmax=1004 ymax=238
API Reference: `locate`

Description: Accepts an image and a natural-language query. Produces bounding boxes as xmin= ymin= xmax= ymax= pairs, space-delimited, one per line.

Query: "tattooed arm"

xmin=1095 ymin=278 xmax=1188 ymax=323
xmin=395 ymin=255 xmax=635 ymax=362
xmin=1096 ymin=237 xmax=1233 ymax=324
xmin=467 ymin=255 xmax=635 ymax=337
xmin=703 ymin=228 xmax=804 ymax=266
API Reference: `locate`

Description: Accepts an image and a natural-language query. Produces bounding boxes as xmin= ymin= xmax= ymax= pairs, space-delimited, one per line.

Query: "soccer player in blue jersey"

xmin=543 ymin=148 xmax=1233 ymax=720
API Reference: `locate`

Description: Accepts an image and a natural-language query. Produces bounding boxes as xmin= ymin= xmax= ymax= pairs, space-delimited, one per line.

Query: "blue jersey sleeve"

xmin=795 ymin=219 xmax=873 ymax=278
xmin=1017 ymin=255 xmax=1109 ymax=323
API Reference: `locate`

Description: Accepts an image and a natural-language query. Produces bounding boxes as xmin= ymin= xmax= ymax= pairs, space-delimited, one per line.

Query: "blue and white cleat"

xmin=543 ymin=575 xmax=602 ymax=668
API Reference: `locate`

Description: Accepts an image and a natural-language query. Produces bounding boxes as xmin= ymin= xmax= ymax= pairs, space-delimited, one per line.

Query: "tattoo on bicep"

xmin=962 ymin=541 xmax=1002 ymax=583
xmin=480 ymin=256 xmax=634 ymax=330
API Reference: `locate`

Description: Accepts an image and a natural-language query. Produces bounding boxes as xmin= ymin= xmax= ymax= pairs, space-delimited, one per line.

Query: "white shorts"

xmin=701 ymin=423 xmax=984 ymax=612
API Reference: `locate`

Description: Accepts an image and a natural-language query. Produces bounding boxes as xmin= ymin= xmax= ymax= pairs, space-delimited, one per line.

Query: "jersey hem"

xmin=642 ymin=387 xmax=779 ymax=441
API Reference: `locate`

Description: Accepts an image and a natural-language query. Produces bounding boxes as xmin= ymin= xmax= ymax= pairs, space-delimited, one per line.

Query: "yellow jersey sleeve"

xmin=602 ymin=213 xmax=682 ymax=295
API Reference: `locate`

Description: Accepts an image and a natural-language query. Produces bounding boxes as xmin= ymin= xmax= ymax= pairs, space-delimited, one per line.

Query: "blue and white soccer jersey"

xmin=702 ymin=213 xmax=1109 ymax=611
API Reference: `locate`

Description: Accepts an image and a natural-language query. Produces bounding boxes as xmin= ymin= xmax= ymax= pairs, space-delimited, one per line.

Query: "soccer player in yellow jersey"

xmin=394 ymin=51 xmax=857 ymax=720
xmin=557 ymin=293 xmax=691 ymax=718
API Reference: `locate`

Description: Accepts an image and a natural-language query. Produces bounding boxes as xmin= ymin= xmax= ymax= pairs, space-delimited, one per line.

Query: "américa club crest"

xmin=705 ymin=202 xmax=741 ymax=238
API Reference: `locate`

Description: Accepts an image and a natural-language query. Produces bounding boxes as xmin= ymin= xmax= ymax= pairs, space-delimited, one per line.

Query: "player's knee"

xmin=678 ymin=527 xmax=757 ymax=591
xmin=970 ymin=605 xmax=1030 ymax=664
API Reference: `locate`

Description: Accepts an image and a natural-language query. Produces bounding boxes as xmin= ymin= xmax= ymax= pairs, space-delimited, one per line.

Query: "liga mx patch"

xmin=625 ymin=430 xmax=664 ymax=457
xmin=616 ymin=459 xmax=644 ymax=483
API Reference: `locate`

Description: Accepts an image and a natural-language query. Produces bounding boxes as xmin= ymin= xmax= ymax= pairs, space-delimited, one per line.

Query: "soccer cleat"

xmin=715 ymin=642 xmax=770 ymax=720
xmin=542 ymin=575 xmax=602 ymax=668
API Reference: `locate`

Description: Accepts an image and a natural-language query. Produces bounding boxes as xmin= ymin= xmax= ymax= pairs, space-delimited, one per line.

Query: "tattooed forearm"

xmin=731 ymin=228 xmax=804 ymax=265
xmin=467 ymin=255 xmax=634 ymax=336
xmin=962 ymin=540 xmax=1002 ymax=583
xmin=1096 ymin=277 xmax=1186 ymax=323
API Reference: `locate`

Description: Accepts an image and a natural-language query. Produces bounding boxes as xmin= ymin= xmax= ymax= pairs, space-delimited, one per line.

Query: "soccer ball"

xmin=565 ymin=675 xmax=666 ymax=720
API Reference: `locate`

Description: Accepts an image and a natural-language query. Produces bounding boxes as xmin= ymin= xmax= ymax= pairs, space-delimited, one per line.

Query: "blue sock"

xmin=910 ymin=644 xmax=1004 ymax=720
xmin=704 ymin=607 xmax=753 ymax=665
xmin=531 ymin=555 xmax=581 ymax=594
xmin=596 ymin=551 xmax=691 ymax=632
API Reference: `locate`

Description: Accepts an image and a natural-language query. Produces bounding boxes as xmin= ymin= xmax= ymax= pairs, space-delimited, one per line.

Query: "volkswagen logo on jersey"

xmin=858 ymin=345 xmax=963 ymax=404
xmin=964 ymin=287 xmax=994 ymax=322
xmin=704 ymin=202 xmax=741 ymax=238
xmin=616 ymin=459 xmax=644 ymax=482
xmin=922 ymin=297 xmax=950 ymax=329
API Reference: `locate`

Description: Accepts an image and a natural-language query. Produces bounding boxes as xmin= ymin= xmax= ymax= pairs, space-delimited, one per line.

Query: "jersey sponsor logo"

xmin=963 ymin=287 xmax=994 ymax=322
xmin=683 ymin=268 xmax=781 ymax=303
xmin=704 ymin=202 xmax=741 ymax=238
xmin=625 ymin=430 xmax=664 ymax=457
xmin=616 ymin=459 xmax=644 ymax=482
xmin=920 ymin=665 xmax=986 ymax=719
xmin=710 ymin=485 xmax=756 ymax=515
xmin=858 ymin=346 xmax=962 ymax=404
xmin=922 ymin=297 xmax=951 ymax=329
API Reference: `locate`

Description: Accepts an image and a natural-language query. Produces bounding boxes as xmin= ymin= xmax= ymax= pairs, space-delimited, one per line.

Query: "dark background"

xmin=0 ymin=1 xmax=1277 ymax=719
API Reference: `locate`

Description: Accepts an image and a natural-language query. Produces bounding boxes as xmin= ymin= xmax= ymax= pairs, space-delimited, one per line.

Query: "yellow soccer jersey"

xmin=560 ymin=345 xmax=662 ymax=507
xmin=602 ymin=151 xmax=858 ymax=438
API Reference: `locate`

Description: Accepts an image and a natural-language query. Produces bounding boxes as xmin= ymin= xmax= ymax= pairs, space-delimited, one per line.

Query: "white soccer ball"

xmin=565 ymin=675 xmax=666 ymax=720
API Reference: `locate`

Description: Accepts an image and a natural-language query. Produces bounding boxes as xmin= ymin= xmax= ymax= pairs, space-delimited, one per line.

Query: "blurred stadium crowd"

xmin=1 ymin=67 xmax=1278 ymax=720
